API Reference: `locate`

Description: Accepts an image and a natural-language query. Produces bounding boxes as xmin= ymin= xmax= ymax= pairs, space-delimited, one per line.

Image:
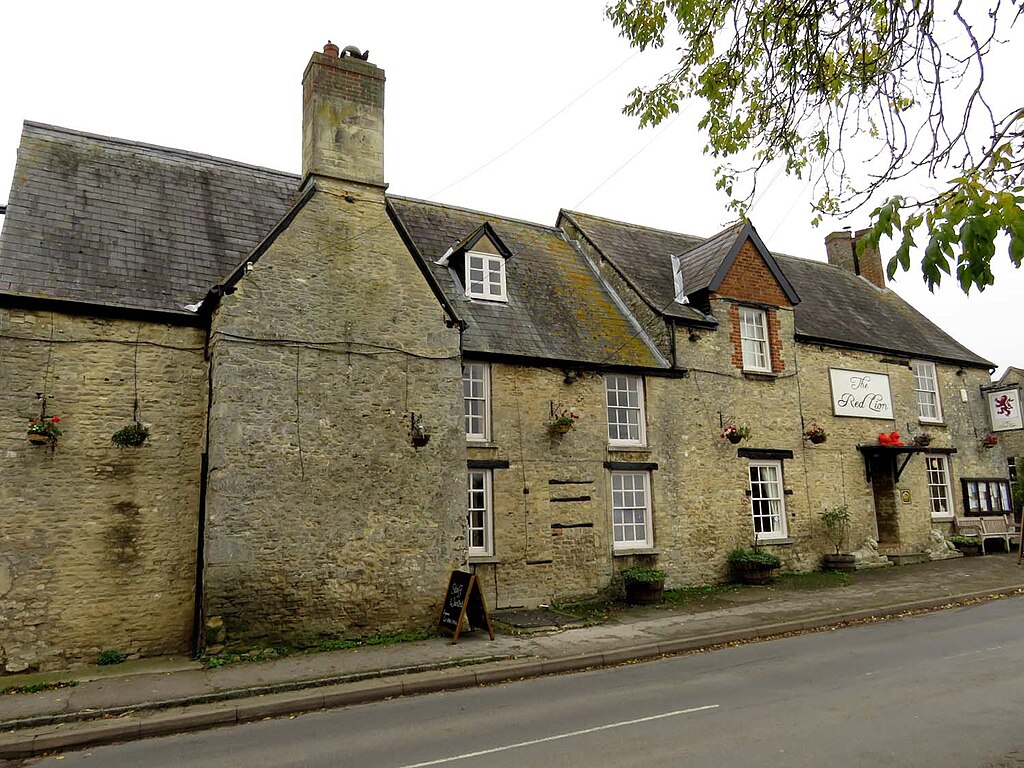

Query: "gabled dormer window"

xmin=671 ymin=254 xmax=688 ymax=303
xmin=465 ymin=251 xmax=507 ymax=302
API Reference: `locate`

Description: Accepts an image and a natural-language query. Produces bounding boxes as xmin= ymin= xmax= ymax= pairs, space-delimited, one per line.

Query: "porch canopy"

xmin=856 ymin=444 xmax=957 ymax=483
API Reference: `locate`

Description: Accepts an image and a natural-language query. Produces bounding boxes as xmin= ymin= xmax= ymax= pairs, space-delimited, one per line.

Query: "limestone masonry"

xmin=0 ymin=42 xmax=1017 ymax=672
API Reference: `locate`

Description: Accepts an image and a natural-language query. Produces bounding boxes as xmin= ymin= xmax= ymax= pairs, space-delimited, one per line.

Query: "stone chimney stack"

xmin=301 ymin=41 xmax=385 ymax=188
xmin=824 ymin=229 xmax=885 ymax=289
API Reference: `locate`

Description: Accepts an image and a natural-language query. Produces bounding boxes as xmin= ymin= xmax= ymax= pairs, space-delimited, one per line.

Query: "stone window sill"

xmin=607 ymin=445 xmax=651 ymax=453
xmin=467 ymin=441 xmax=499 ymax=450
xmin=758 ymin=537 xmax=795 ymax=546
xmin=469 ymin=555 xmax=501 ymax=564
xmin=612 ymin=548 xmax=661 ymax=557
xmin=742 ymin=370 xmax=778 ymax=380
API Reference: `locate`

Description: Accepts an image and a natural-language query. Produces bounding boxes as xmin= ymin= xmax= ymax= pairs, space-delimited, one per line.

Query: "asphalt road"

xmin=20 ymin=596 xmax=1024 ymax=767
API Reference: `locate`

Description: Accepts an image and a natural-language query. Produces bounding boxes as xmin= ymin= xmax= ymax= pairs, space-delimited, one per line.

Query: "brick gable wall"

xmin=714 ymin=240 xmax=791 ymax=306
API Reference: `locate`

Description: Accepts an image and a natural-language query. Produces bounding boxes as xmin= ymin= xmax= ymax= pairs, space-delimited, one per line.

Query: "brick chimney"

xmin=301 ymin=41 xmax=385 ymax=188
xmin=824 ymin=229 xmax=885 ymax=288
xmin=852 ymin=228 xmax=885 ymax=289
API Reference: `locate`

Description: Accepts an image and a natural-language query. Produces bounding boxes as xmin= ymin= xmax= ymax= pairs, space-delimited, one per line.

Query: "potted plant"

xmin=550 ymin=405 xmax=579 ymax=434
xmin=111 ymin=422 xmax=150 ymax=448
xmin=412 ymin=422 xmax=431 ymax=447
xmin=720 ymin=425 xmax=751 ymax=444
xmin=948 ymin=534 xmax=983 ymax=556
xmin=621 ymin=566 xmax=666 ymax=605
xmin=803 ymin=422 xmax=828 ymax=444
xmin=819 ymin=505 xmax=855 ymax=570
xmin=911 ymin=432 xmax=933 ymax=447
xmin=980 ymin=432 xmax=999 ymax=449
xmin=727 ymin=546 xmax=782 ymax=584
xmin=27 ymin=416 xmax=62 ymax=445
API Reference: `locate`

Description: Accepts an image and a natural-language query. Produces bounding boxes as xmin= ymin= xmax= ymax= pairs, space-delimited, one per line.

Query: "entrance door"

xmin=870 ymin=455 xmax=900 ymax=546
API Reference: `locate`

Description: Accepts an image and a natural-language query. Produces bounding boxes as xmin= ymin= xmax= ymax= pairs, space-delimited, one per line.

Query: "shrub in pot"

xmin=948 ymin=534 xmax=983 ymax=556
xmin=621 ymin=566 xmax=665 ymax=605
xmin=820 ymin=505 xmax=855 ymax=570
xmin=727 ymin=547 xmax=782 ymax=585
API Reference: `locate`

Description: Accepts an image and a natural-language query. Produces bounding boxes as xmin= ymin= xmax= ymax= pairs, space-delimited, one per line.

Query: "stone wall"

xmin=467 ymin=307 xmax=1004 ymax=608
xmin=0 ymin=308 xmax=205 ymax=672
xmin=204 ymin=178 xmax=465 ymax=647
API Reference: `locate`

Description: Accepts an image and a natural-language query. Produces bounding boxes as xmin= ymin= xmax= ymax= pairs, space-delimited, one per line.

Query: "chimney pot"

xmin=323 ymin=40 xmax=340 ymax=58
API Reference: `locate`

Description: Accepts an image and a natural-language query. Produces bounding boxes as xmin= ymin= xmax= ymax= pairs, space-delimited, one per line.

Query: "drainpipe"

xmin=190 ymin=319 xmax=214 ymax=656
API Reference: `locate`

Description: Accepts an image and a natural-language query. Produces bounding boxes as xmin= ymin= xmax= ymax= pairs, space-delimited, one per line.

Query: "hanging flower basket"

xmin=911 ymin=432 xmax=932 ymax=448
xmin=980 ymin=432 xmax=999 ymax=449
xmin=27 ymin=416 xmax=61 ymax=445
xmin=803 ymin=422 xmax=827 ymax=444
xmin=549 ymin=405 xmax=579 ymax=435
xmin=720 ymin=425 xmax=750 ymax=444
xmin=111 ymin=422 xmax=150 ymax=448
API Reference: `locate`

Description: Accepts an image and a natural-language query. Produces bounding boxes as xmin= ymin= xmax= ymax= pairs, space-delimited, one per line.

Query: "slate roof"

xmin=558 ymin=210 xmax=711 ymax=324
xmin=776 ymin=255 xmax=991 ymax=367
xmin=0 ymin=122 xmax=300 ymax=315
xmin=388 ymin=196 xmax=667 ymax=368
xmin=564 ymin=211 xmax=992 ymax=368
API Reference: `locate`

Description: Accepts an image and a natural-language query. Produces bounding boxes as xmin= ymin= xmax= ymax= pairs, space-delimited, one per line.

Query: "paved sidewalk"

xmin=2 ymin=553 xmax=1023 ymax=759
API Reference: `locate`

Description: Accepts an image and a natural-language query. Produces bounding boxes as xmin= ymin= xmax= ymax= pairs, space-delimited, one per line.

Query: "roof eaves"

xmin=464 ymin=350 xmax=686 ymax=377
xmin=794 ymin=332 xmax=994 ymax=370
xmin=0 ymin=292 xmax=208 ymax=327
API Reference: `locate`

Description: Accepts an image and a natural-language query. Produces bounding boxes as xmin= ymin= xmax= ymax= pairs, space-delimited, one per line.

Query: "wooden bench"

xmin=954 ymin=515 xmax=1020 ymax=553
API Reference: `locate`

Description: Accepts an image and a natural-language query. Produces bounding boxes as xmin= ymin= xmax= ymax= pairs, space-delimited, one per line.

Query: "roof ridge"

xmin=387 ymin=194 xmax=564 ymax=234
xmin=22 ymin=121 xmax=301 ymax=181
xmin=560 ymin=208 xmax=705 ymax=241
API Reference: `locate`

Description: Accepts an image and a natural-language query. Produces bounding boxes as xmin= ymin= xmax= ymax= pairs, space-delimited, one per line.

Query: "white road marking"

xmin=394 ymin=704 xmax=720 ymax=768
xmin=942 ymin=644 xmax=1004 ymax=660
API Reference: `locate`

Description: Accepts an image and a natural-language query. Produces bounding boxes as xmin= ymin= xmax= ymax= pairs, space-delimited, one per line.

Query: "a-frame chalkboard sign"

xmin=438 ymin=570 xmax=494 ymax=644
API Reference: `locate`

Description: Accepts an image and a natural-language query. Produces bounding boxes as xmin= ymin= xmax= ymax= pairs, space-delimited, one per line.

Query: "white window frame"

xmin=739 ymin=306 xmax=771 ymax=373
xmin=465 ymin=251 xmax=507 ymax=302
xmin=610 ymin=471 xmax=653 ymax=551
xmin=605 ymin=374 xmax=646 ymax=447
xmin=671 ymin=254 xmax=688 ymax=303
xmin=462 ymin=362 xmax=490 ymax=442
xmin=925 ymin=454 xmax=954 ymax=520
xmin=467 ymin=469 xmax=494 ymax=557
xmin=912 ymin=360 xmax=943 ymax=422
xmin=748 ymin=460 xmax=787 ymax=540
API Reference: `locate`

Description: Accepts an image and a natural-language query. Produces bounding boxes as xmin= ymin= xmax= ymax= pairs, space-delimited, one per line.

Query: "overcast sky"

xmin=1 ymin=2 xmax=1019 ymax=375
